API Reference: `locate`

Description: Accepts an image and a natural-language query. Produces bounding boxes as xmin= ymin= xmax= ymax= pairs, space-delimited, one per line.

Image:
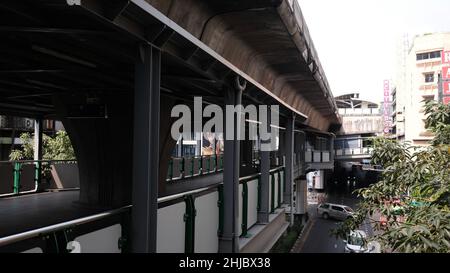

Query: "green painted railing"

xmin=164 ymin=165 xmax=286 ymax=253
xmin=270 ymin=172 xmax=275 ymax=213
xmin=13 ymin=162 xmax=21 ymax=195
xmin=166 ymin=154 xmax=224 ymax=182
xmin=241 ymin=181 xmax=249 ymax=237
xmin=218 ymin=184 xmax=224 ymax=237
xmin=184 ymin=195 xmax=196 ymax=253
xmin=277 ymin=171 xmax=282 ymax=208
xmin=0 ymin=160 xmax=77 ymax=197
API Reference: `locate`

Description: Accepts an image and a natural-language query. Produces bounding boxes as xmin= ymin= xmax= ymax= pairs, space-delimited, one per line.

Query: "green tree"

xmin=44 ymin=131 xmax=76 ymax=160
xmin=9 ymin=131 xmax=75 ymax=161
xmin=334 ymin=101 xmax=450 ymax=253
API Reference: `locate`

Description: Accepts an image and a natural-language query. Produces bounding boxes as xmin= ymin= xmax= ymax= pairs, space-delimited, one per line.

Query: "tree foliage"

xmin=9 ymin=131 xmax=75 ymax=161
xmin=334 ymin=101 xmax=450 ymax=253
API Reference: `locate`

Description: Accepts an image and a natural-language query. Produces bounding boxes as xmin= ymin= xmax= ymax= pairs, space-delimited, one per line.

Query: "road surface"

xmin=296 ymin=192 xmax=373 ymax=253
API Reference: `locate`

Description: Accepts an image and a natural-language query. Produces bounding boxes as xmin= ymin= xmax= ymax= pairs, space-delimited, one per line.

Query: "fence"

xmin=0 ymin=160 xmax=78 ymax=197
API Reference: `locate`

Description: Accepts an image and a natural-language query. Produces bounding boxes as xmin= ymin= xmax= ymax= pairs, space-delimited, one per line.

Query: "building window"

xmin=424 ymin=73 xmax=434 ymax=83
xmin=422 ymin=95 xmax=434 ymax=102
xmin=430 ymin=51 xmax=441 ymax=59
xmin=416 ymin=51 xmax=441 ymax=61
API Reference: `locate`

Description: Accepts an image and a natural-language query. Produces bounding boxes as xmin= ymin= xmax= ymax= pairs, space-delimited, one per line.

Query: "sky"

xmin=298 ymin=0 xmax=450 ymax=103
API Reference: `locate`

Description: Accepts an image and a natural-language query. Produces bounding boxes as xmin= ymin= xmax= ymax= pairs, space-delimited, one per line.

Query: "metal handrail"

xmin=0 ymin=205 xmax=131 ymax=247
xmin=161 ymin=166 xmax=284 ymax=203
xmin=157 ymin=185 xmax=219 ymax=204
xmin=0 ymin=159 xmax=77 ymax=164
xmin=239 ymin=173 xmax=261 ymax=183
xmin=270 ymin=166 xmax=285 ymax=173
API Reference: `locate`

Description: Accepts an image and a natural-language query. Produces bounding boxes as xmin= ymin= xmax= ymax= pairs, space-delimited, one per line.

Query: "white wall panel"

xmin=22 ymin=247 xmax=43 ymax=253
xmin=74 ymin=224 xmax=121 ymax=253
xmin=247 ymin=179 xmax=258 ymax=228
xmin=157 ymin=202 xmax=186 ymax=253
xmin=274 ymin=173 xmax=279 ymax=208
xmin=194 ymin=191 xmax=219 ymax=253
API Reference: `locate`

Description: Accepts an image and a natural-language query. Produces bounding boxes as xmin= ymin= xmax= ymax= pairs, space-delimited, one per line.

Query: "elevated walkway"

xmin=0 ymin=191 xmax=106 ymax=238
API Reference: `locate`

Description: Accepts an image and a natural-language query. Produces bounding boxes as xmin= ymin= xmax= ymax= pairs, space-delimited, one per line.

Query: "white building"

xmin=394 ymin=33 xmax=450 ymax=145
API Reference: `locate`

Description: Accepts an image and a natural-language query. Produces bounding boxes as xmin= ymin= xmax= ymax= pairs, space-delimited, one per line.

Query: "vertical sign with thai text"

xmin=383 ymin=80 xmax=392 ymax=134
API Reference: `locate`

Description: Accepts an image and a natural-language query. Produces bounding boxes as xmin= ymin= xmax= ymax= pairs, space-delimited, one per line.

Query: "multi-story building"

xmin=391 ymin=86 xmax=406 ymax=141
xmin=332 ymin=93 xmax=383 ymax=189
xmin=394 ymin=33 xmax=450 ymax=145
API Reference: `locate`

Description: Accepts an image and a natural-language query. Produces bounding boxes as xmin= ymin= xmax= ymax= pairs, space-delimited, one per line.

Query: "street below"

xmin=296 ymin=188 xmax=373 ymax=253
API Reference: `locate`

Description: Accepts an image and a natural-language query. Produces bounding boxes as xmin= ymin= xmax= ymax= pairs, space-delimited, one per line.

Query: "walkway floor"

xmin=0 ymin=191 xmax=106 ymax=238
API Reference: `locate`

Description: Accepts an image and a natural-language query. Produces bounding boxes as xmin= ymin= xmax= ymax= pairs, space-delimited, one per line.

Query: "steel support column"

xmin=132 ymin=44 xmax=160 ymax=253
xmin=258 ymin=107 xmax=271 ymax=224
xmin=219 ymin=81 xmax=243 ymax=253
xmin=329 ymin=134 xmax=335 ymax=163
xmin=34 ymin=118 xmax=43 ymax=192
xmin=284 ymin=114 xmax=294 ymax=226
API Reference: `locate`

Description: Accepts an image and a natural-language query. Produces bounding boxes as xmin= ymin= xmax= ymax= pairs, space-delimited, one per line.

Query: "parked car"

xmin=379 ymin=199 xmax=406 ymax=228
xmin=344 ymin=230 xmax=381 ymax=253
xmin=317 ymin=203 xmax=354 ymax=221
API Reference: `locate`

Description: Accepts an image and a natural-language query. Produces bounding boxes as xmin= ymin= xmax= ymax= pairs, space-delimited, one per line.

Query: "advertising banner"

xmin=383 ymin=80 xmax=392 ymax=134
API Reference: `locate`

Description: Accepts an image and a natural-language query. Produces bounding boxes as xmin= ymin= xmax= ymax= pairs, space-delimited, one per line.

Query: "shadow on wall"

xmin=45 ymin=162 xmax=80 ymax=190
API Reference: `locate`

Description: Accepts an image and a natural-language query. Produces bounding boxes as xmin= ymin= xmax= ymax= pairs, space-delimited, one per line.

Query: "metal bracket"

xmin=234 ymin=75 xmax=247 ymax=92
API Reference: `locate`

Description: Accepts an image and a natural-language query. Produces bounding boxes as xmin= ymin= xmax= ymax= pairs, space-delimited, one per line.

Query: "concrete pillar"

xmin=131 ymin=44 xmax=161 ymax=253
xmin=295 ymin=179 xmax=307 ymax=218
xmin=284 ymin=114 xmax=294 ymax=226
xmin=219 ymin=84 xmax=243 ymax=253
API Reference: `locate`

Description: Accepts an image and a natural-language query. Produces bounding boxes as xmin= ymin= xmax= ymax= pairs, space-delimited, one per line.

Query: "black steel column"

xmin=258 ymin=107 xmax=271 ymax=224
xmin=132 ymin=44 xmax=160 ymax=253
xmin=219 ymin=80 xmax=243 ymax=253
xmin=330 ymin=134 xmax=335 ymax=163
xmin=34 ymin=118 xmax=43 ymax=191
xmin=284 ymin=114 xmax=294 ymax=226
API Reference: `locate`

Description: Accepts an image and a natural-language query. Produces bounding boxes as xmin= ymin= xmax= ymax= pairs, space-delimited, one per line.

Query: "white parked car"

xmin=344 ymin=230 xmax=381 ymax=253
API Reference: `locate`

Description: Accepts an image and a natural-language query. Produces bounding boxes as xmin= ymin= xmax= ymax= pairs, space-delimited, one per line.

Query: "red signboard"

xmin=444 ymin=81 xmax=450 ymax=95
xmin=444 ymin=66 xmax=450 ymax=80
xmin=443 ymin=96 xmax=450 ymax=105
xmin=443 ymin=51 xmax=450 ymax=65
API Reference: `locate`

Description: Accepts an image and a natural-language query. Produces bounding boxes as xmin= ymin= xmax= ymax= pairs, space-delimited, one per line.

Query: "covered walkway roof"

xmin=0 ymin=0 xmax=340 ymax=131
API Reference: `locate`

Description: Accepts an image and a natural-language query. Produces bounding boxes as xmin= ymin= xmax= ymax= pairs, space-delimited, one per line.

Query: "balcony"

xmin=334 ymin=147 xmax=373 ymax=160
xmin=338 ymin=108 xmax=380 ymax=116
xmin=302 ymin=150 xmax=333 ymax=171
xmin=304 ymin=150 xmax=331 ymax=163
